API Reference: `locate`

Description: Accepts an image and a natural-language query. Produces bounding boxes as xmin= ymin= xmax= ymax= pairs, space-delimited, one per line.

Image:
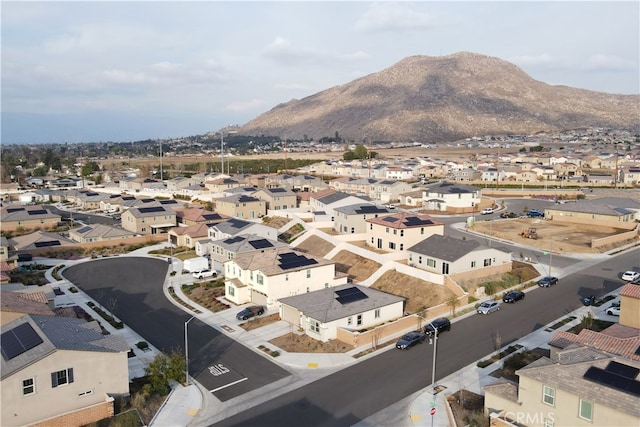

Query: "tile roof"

xmin=549 ymin=323 xmax=640 ymax=361
xmin=483 ymin=377 xmax=519 ymax=402
xmin=0 ymin=292 xmax=55 ymax=316
xmin=620 ymin=283 xmax=640 ymax=299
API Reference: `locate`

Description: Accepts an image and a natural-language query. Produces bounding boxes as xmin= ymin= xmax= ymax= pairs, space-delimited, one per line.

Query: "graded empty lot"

xmin=470 ymin=218 xmax=631 ymax=253
xmin=294 ymin=235 xmax=336 ymax=257
xmin=371 ymin=270 xmax=456 ymax=314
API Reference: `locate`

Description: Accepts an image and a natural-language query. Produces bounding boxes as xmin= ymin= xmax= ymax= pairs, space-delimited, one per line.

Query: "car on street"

xmin=526 ymin=210 xmax=544 ymax=218
xmin=193 ymin=269 xmax=218 ymax=279
xmin=621 ymin=271 xmax=640 ymax=282
xmin=236 ymin=305 xmax=265 ymax=321
xmin=477 ymin=301 xmax=501 ymax=315
xmin=480 ymin=208 xmax=494 ymax=215
xmin=582 ymin=295 xmax=596 ymax=306
xmin=395 ymin=331 xmax=426 ymax=349
xmin=537 ymin=276 xmax=559 ymax=287
xmin=502 ymin=290 xmax=525 ymax=303
xmin=423 ymin=317 xmax=451 ymax=336
xmin=500 ymin=212 xmax=519 ymax=219
xmin=606 ymin=305 xmax=621 ymax=316
xmin=385 ymin=204 xmax=396 ymax=209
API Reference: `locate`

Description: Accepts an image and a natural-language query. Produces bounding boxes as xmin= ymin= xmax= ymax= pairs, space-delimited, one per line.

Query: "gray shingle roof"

xmin=424 ymin=181 xmax=479 ymax=194
xmin=278 ymin=284 xmax=405 ymax=323
xmin=408 ymin=234 xmax=509 ymax=261
xmin=211 ymin=218 xmax=254 ymax=234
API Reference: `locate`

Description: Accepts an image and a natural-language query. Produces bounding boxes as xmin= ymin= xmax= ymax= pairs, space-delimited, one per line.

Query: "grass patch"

xmin=477 ymin=344 xmax=523 ymax=368
xmin=548 ymin=316 xmax=576 ymax=330
xmin=86 ymin=301 xmax=124 ymax=329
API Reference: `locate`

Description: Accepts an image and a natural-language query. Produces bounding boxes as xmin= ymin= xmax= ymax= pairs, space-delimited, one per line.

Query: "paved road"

xmin=210 ymin=248 xmax=638 ymax=426
xmin=62 ymin=256 xmax=291 ymax=401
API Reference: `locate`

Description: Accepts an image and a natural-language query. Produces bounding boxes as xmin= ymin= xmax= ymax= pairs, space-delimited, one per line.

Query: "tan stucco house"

xmin=365 ymin=212 xmax=444 ymax=252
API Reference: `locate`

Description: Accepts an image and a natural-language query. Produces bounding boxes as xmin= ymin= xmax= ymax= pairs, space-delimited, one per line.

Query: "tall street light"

xmin=184 ymin=316 xmax=195 ymax=385
xmin=427 ymin=321 xmax=439 ymax=427
xmin=220 ymin=130 xmax=238 ymax=175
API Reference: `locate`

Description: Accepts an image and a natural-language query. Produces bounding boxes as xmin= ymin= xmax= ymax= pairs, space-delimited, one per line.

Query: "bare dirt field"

xmin=269 ymin=333 xmax=354 ymax=353
xmin=294 ymin=235 xmax=335 ymax=257
xmin=330 ymin=250 xmax=382 ymax=282
xmin=371 ymin=270 xmax=456 ymax=314
xmin=470 ymin=218 xmax=633 ymax=254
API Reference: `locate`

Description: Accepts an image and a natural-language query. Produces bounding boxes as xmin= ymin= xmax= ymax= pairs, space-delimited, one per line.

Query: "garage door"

xmin=280 ymin=305 xmax=300 ymax=325
xmin=251 ymin=289 xmax=267 ymax=306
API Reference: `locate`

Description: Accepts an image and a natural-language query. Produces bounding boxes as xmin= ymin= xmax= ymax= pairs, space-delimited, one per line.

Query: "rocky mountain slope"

xmin=237 ymin=52 xmax=639 ymax=142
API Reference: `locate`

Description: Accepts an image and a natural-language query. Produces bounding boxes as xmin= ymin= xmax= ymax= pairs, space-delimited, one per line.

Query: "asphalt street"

xmin=62 ymin=256 xmax=291 ymax=401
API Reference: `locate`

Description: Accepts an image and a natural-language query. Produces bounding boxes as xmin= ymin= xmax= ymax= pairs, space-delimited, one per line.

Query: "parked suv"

xmin=423 ymin=317 xmax=451 ymax=336
xmin=236 ymin=305 xmax=265 ymax=321
xmin=192 ymin=269 xmax=218 ymax=279
xmin=526 ymin=210 xmax=544 ymax=218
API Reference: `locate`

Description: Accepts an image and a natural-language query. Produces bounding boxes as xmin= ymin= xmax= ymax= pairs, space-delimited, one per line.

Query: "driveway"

xmin=62 ymin=256 xmax=290 ymax=401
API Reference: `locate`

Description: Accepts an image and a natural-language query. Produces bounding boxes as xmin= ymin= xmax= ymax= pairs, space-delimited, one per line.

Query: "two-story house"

xmin=214 ymin=194 xmax=266 ymax=219
xmin=333 ymin=203 xmax=395 ymax=234
xmin=208 ymin=234 xmax=288 ymax=274
xmin=0 ymin=205 xmax=61 ymax=232
xmin=224 ymin=248 xmax=349 ymax=308
xmin=252 ymin=188 xmax=297 ymax=211
xmin=121 ymin=205 xmax=176 ymax=235
xmin=365 ymin=212 xmax=444 ymax=252
xmin=422 ymin=181 xmax=481 ymax=212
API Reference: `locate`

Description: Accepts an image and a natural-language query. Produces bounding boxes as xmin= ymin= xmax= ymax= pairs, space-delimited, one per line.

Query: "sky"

xmin=2 ymin=1 xmax=639 ymax=144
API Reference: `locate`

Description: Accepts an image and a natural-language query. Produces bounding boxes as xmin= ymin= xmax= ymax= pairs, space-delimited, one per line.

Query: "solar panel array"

xmin=583 ymin=363 xmax=640 ymax=397
xmin=27 ymin=209 xmax=48 ymax=216
xmin=224 ymin=236 xmax=244 ymax=244
xmin=138 ymin=206 xmax=165 ymax=214
xmin=270 ymin=188 xmax=287 ymax=193
xmin=383 ymin=216 xmax=399 ymax=223
xmin=278 ymin=252 xmax=318 ymax=270
xmin=1 ymin=323 xmax=43 ymax=360
xmin=160 ymin=199 xmax=178 ymax=204
xmin=355 ymin=205 xmax=384 ymax=214
xmin=77 ymin=226 xmax=92 ymax=234
xmin=404 ymin=217 xmax=434 ymax=226
xmin=34 ymin=241 xmax=61 ymax=248
xmin=6 ymin=207 xmax=25 ymax=213
xmin=249 ymin=239 xmax=274 ymax=249
xmin=203 ymin=214 xmax=221 ymax=220
xmin=335 ymin=287 xmax=368 ymax=305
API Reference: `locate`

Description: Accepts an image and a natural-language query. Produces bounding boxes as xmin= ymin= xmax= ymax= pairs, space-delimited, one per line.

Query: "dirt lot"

xmin=294 ymin=234 xmax=336 ymax=257
xmin=470 ymin=218 xmax=634 ymax=254
xmin=371 ymin=270 xmax=456 ymax=314
xmin=330 ymin=250 xmax=381 ymax=282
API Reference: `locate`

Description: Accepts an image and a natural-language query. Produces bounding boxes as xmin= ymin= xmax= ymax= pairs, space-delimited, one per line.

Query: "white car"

xmin=477 ymin=301 xmax=501 ymax=314
xmin=606 ymin=305 xmax=621 ymax=316
xmin=480 ymin=208 xmax=494 ymax=215
xmin=621 ymin=271 xmax=640 ymax=282
xmin=192 ymin=270 xmax=218 ymax=279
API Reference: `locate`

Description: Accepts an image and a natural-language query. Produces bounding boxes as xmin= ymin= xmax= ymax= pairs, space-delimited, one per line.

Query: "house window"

xmin=23 ymin=378 xmax=35 ymax=395
xmin=389 ymin=242 xmax=396 ymax=250
xmin=400 ymin=244 xmax=403 ymax=250
xmin=418 ymin=256 xmax=422 ymax=263
xmin=421 ymin=228 xmax=424 ymax=234
xmin=484 ymin=258 xmax=492 ymax=267
xmin=324 ymin=283 xmax=328 ymax=288
xmin=306 ymin=269 xmax=311 ymax=278
xmin=257 ymin=273 xmax=264 ymax=285
xmin=374 ymin=309 xmax=381 ymax=319
xmin=347 ymin=316 xmax=353 ymax=325
xmin=228 ymin=286 xmax=235 ymax=296
xmin=51 ymin=368 xmax=74 ymax=388
xmin=310 ymin=320 xmax=320 ymax=333
xmin=427 ymin=258 xmax=436 ymax=268
xmin=579 ymin=399 xmax=593 ymax=421
xmin=543 ymin=419 xmax=554 ymax=427
xmin=471 ymin=261 xmax=476 ymax=268
xmin=285 ymin=273 xmax=289 ymax=282
xmin=306 ymin=287 xmax=310 ymax=293
xmin=542 ymin=385 xmax=555 ymax=406
xmin=393 ymin=229 xmax=397 ymax=235
xmin=357 ymin=314 xmax=363 ymax=326
xmin=400 ymin=230 xmax=404 ymax=237
xmin=385 ymin=227 xmax=389 ymax=233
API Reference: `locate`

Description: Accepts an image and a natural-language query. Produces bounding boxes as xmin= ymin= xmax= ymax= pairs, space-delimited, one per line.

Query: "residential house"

xmin=68 ymin=224 xmax=138 ymax=243
xmin=9 ymin=231 xmax=76 ymax=252
xmin=208 ymin=234 xmax=288 ymax=274
xmin=407 ymin=234 xmax=512 ymax=280
xmin=422 ymin=181 xmax=481 ymax=212
xmin=0 ymin=237 xmax=9 ymax=263
xmin=165 ymin=176 xmax=192 ymax=192
xmin=279 ymin=284 xmax=405 ymax=342
xmin=621 ymin=167 xmax=640 ymax=185
xmin=309 ymin=189 xmax=370 ymax=222
xmin=586 ymin=173 xmax=615 ymax=184
xmin=545 ymin=197 xmax=640 ymax=228
xmin=0 ymin=314 xmax=130 ymax=427
xmin=175 ymin=207 xmax=227 ymax=227
xmin=215 ymin=194 xmax=266 ymax=219
xmin=365 ymin=212 xmax=444 ymax=252
xmin=206 ymin=218 xmax=279 ymax=241
xmin=253 ymin=188 xmax=298 ymax=211
xmin=168 ymin=223 xmax=210 ymax=248
xmin=398 ymin=189 xmax=424 ymax=208
xmin=385 ymin=166 xmax=414 ymax=181
xmin=333 ymin=203 xmax=394 ymax=234
xmin=619 ymin=283 xmax=640 ymax=329
xmin=121 ymin=205 xmax=176 ymax=235
xmin=0 ymin=290 xmax=56 ymax=323
xmin=0 ymin=205 xmax=61 ymax=232
xmin=484 ymin=347 xmax=640 ymax=427
xmin=224 ymin=248 xmax=348 ymax=308
xmin=554 ymin=162 xmax=581 ymax=179
xmin=203 ymin=178 xmax=243 ymax=194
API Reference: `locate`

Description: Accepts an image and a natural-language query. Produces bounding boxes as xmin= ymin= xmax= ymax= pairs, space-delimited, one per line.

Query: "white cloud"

xmin=509 ymin=54 xmax=568 ymax=71
xmin=103 ymin=69 xmax=161 ymax=85
xmin=225 ymin=99 xmax=265 ymax=112
xmin=355 ymin=2 xmax=435 ymax=33
xmin=584 ymin=54 xmax=636 ymax=72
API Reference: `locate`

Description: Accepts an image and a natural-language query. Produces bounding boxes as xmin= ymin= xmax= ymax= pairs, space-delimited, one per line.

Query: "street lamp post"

xmin=184 ymin=316 xmax=195 ymax=385
xmin=427 ymin=321 xmax=439 ymax=427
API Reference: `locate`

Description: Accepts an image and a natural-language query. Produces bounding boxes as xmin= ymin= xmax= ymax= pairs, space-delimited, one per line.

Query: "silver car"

xmin=477 ymin=301 xmax=501 ymax=315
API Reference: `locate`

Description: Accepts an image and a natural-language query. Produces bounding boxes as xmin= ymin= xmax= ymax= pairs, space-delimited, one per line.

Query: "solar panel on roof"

xmin=138 ymin=206 xmax=165 ymax=213
xmin=122 ymin=196 xmax=135 ymax=200
xmin=34 ymin=241 xmax=61 ymax=248
xmin=141 ymin=198 xmax=155 ymax=203
xmin=203 ymin=214 xmax=221 ymax=220
xmin=77 ymin=226 xmax=92 ymax=233
xmin=249 ymin=239 xmax=274 ymax=249
xmin=404 ymin=217 xmax=434 ymax=226
xmin=1 ymin=322 xmax=43 ymax=360
xmin=27 ymin=209 xmax=48 ymax=215
xmin=606 ymin=361 xmax=640 ymax=379
xmin=356 ymin=205 xmax=380 ymax=213
xmin=278 ymin=252 xmax=298 ymax=261
xmin=6 ymin=207 xmax=25 ymax=213
xmin=224 ymin=236 xmax=244 ymax=244
xmin=160 ymin=199 xmax=178 ymax=204
xmin=336 ymin=287 xmax=368 ymax=305
xmin=270 ymin=188 xmax=286 ymax=193
xmin=383 ymin=216 xmax=399 ymax=223
xmin=583 ymin=366 xmax=640 ymax=397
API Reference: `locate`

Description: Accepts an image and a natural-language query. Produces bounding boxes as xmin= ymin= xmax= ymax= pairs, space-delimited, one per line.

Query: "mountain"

xmin=237 ymin=52 xmax=639 ymax=142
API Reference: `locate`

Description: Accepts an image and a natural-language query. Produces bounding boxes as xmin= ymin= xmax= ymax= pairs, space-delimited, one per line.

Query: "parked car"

xmin=236 ymin=305 xmax=265 ymax=321
xmin=537 ymin=276 xmax=558 ymax=287
xmin=477 ymin=301 xmax=501 ymax=315
xmin=621 ymin=271 xmax=640 ymax=282
xmin=481 ymin=208 xmax=494 ymax=215
xmin=395 ymin=331 xmax=426 ymax=349
xmin=423 ymin=317 xmax=451 ymax=336
xmin=192 ymin=269 xmax=218 ymax=279
xmin=526 ymin=210 xmax=544 ymax=218
xmin=386 ymin=204 xmax=397 ymax=209
xmin=606 ymin=305 xmax=621 ymax=316
xmin=500 ymin=212 xmax=518 ymax=219
xmin=502 ymin=290 xmax=525 ymax=303
xmin=582 ymin=295 xmax=596 ymax=306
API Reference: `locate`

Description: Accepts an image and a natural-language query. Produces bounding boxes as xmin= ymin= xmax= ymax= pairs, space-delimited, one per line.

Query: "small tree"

xmin=144 ymin=352 xmax=186 ymax=395
xmin=446 ymin=295 xmax=461 ymax=316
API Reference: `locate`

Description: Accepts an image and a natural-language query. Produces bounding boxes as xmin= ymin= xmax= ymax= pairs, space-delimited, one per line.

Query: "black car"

xmin=395 ymin=331 xmax=426 ymax=350
xmin=500 ymin=212 xmax=518 ymax=219
xmin=582 ymin=295 xmax=596 ymax=306
xmin=502 ymin=290 xmax=525 ymax=303
xmin=236 ymin=305 xmax=265 ymax=321
xmin=423 ymin=317 xmax=451 ymax=336
xmin=537 ymin=276 xmax=558 ymax=287
xmin=527 ymin=210 xmax=544 ymax=218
